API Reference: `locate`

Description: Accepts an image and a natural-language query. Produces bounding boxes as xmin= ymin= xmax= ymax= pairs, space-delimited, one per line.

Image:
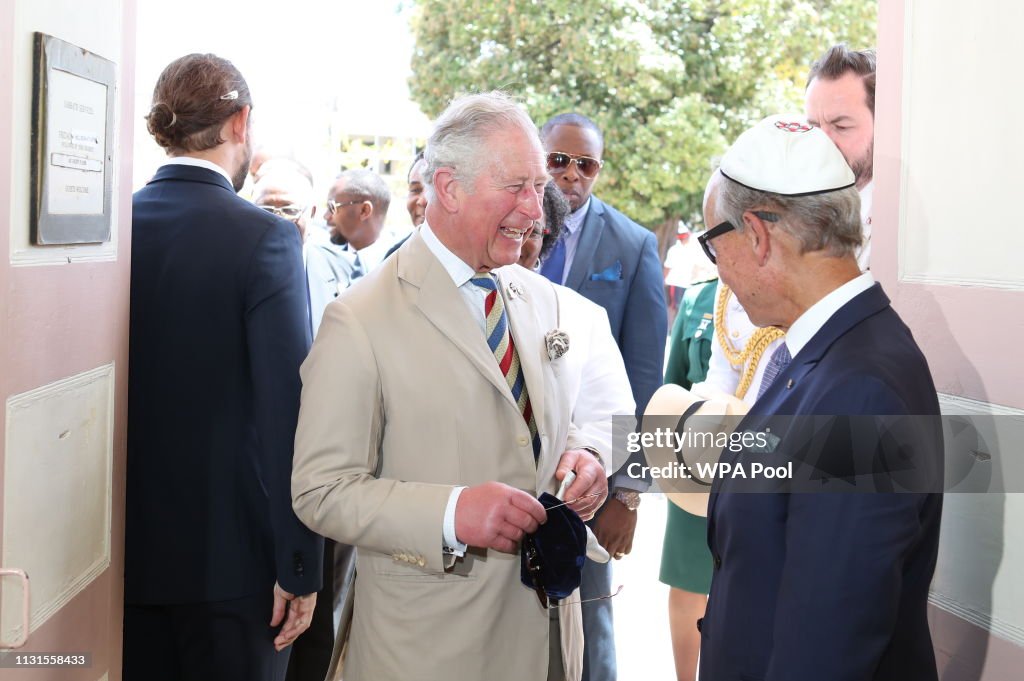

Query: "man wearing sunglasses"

xmin=539 ymin=112 xmax=667 ymax=681
xmin=696 ymin=114 xmax=941 ymax=681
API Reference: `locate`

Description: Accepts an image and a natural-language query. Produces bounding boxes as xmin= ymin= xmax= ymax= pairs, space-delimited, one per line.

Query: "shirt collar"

xmin=786 ymin=271 xmax=875 ymax=358
xmin=161 ymin=156 xmax=234 ymax=186
xmin=563 ymin=197 xmax=591 ymax=235
xmin=420 ymin=221 xmax=477 ymax=288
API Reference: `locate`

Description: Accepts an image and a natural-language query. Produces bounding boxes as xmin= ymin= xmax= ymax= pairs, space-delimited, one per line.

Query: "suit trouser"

xmin=580 ymin=556 xmax=615 ymax=681
xmin=124 ymin=591 xmax=290 ymax=681
xmin=580 ymin=500 xmax=617 ymax=681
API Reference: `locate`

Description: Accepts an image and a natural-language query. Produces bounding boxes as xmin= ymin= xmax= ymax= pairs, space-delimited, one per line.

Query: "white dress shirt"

xmin=420 ymin=221 xmax=494 ymax=556
xmin=161 ymin=156 xmax=234 ymax=186
xmin=785 ymin=272 xmax=875 ymax=359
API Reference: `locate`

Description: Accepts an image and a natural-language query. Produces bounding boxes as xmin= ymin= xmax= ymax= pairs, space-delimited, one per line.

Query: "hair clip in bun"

xmin=220 ymin=90 xmax=239 ymax=101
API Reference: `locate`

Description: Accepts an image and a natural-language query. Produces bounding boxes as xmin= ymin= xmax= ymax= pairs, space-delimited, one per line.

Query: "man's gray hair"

xmin=422 ymin=91 xmax=539 ymax=201
xmin=716 ymin=174 xmax=862 ymax=258
xmin=337 ymin=168 xmax=391 ymax=213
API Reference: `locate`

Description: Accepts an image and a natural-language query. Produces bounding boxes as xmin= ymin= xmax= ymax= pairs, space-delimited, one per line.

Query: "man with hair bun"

xmin=126 ymin=53 xmax=323 ymax=681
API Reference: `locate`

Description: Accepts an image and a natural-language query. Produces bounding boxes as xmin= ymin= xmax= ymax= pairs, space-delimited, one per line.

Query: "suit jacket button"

xmin=713 ymin=554 xmax=722 ymax=570
xmin=293 ymin=552 xmax=304 ymax=576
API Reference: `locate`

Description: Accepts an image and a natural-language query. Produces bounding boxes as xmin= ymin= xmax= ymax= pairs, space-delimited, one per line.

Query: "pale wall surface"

xmin=0 ymin=0 xmax=133 ymax=676
xmin=876 ymin=1 xmax=1024 ymax=677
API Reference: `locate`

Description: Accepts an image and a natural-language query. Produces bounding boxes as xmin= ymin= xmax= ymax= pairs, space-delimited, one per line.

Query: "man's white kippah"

xmin=720 ymin=114 xmax=855 ymax=196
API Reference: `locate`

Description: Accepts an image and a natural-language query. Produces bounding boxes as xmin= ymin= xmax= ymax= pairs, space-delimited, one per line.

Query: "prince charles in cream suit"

xmin=292 ymin=93 xmax=608 ymax=681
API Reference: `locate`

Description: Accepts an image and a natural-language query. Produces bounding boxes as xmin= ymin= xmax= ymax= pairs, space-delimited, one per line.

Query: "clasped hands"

xmin=454 ymin=448 xmax=607 ymax=554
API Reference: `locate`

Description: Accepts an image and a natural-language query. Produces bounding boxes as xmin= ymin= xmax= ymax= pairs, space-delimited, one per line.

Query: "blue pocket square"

xmin=590 ymin=261 xmax=623 ymax=281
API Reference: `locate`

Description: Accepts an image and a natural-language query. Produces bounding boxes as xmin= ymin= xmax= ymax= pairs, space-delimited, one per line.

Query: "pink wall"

xmin=874 ymin=1 xmax=1024 ymax=412
xmin=0 ymin=0 xmax=135 ymax=677
xmin=877 ymin=1 xmax=1024 ymax=679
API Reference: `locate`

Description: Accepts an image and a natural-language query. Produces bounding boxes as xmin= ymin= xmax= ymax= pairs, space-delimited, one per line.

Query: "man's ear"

xmin=432 ymin=167 xmax=461 ymax=213
xmin=229 ymin=105 xmax=251 ymax=145
xmin=358 ymin=201 xmax=373 ymax=221
xmin=743 ymin=211 xmax=772 ymax=266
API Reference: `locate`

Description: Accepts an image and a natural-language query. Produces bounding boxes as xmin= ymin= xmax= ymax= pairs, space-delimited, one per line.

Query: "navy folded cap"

xmin=520 ymin=492 xmax=588 ymax=602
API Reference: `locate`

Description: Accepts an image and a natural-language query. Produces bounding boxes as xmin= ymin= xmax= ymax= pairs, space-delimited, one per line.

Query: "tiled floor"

xmin=612 ymin=493 xmax=678 ymax=679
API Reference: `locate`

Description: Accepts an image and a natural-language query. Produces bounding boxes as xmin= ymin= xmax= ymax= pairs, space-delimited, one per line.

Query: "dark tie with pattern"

xmin=757 ymin=342 xmax=792 ymax=400
xmin=351 ymin=253 xmax=364 ymax=280
xmin=469 ymin=273 xmax=541 ymax=460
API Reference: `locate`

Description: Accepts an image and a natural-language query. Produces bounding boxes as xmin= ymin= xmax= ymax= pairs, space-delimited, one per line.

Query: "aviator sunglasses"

xmin=546 ymin=152 xmax=604 ymax=179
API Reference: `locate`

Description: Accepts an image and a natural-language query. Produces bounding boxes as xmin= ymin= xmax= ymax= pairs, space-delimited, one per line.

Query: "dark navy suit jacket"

xmin=564 ymin=196 xmax=667 ymax=420
xmin=126 ymin=164 xmax=323 ymax=604
xmin=700 ymin=283 xmax=942 ymax=681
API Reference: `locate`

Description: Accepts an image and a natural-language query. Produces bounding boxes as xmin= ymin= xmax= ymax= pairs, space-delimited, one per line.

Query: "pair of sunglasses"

xmin=546 ymin=152 xmax=604 ymax=179
xmin=259 ymin=204 xmax=305 ymax=220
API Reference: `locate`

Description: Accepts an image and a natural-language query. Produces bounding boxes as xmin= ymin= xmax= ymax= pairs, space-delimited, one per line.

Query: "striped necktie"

xmin=470 ymin=273 xmax=541 ymax=460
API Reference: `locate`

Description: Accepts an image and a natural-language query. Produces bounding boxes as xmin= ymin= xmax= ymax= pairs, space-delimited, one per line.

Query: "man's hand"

xmin=271 ymin=582 xmax=317 ymax=652
xmin=455 ymin=482 xmax=548 ymax=553
xmin=555 ymin=449 xmax=608 ymax=521
xmin=594 ymin=496 xmax=638 ymax=559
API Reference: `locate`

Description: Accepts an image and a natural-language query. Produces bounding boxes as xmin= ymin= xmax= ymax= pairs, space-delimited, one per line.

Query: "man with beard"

xmin=806 ymin=44 xmax=876 ymax=269
xmin=126 ymin=53 xmax=322 ymax=680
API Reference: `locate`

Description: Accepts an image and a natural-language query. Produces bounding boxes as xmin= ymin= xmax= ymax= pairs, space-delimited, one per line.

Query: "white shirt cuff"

xmin=443 ymin=486 xmax=468 ymax=557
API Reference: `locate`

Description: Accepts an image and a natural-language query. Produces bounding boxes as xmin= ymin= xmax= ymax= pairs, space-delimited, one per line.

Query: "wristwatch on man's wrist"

xmin=613 ymin=489 xmax=641 ymax=511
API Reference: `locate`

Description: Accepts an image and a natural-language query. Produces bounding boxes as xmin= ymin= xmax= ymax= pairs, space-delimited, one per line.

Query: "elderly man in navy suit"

xmin=696 ymin=115 xmax=942 ymax=681
xmin=126 ymin=54 xmax=322 ymax=681
xmin=539 ymin=113 xmax=667 ymax=681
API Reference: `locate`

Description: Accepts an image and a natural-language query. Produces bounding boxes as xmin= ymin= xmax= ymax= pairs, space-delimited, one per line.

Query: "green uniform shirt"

xmin=664 ymin=278 xmax=718 ymax=389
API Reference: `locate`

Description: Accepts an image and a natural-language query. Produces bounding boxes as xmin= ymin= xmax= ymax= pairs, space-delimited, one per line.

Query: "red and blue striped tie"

xmin=471 ymin=273 xmax=541 ymax=460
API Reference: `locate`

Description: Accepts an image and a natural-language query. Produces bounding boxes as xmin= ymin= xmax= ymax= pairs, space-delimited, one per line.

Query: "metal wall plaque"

xmin=30 ymin=33 xmax=117 ymax=245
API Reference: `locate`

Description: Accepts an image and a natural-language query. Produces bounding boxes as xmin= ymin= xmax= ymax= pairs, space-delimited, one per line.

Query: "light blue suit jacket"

xmin=306 ymin=242 xmax=356 ymax=338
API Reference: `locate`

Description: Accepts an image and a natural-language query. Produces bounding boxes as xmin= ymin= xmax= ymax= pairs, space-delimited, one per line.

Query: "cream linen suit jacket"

xmin=292 ymin=232 xmax=601 ymax=681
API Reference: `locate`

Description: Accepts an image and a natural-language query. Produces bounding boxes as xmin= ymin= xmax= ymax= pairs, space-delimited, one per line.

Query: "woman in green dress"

xmin=660 ymin=275 xmax=717 ymax=681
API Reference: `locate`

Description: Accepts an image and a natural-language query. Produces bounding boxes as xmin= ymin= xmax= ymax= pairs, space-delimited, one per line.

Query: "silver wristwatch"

xmin=613 ymin=489 xmax=641 ymax=511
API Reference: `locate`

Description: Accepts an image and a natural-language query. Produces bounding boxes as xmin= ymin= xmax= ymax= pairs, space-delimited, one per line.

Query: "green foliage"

xmin=408 ymin=0 xmax=876 ymax=233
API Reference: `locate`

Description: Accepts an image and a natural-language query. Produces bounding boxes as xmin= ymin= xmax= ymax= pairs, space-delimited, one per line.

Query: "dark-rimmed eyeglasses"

xmin=259 ymin=204 xmax=306 ymax=219
xmin=697 ymin=221 xmax=735 ymax=264
xmin=698 ymin=211 xmax=780 ymax=264
xmin=326 ymin=199 xmax=364 ymax=215
xmin=546 ymin=152 xmax=604 ymax=179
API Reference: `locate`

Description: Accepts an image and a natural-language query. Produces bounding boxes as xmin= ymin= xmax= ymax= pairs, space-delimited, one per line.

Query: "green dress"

xmin=659 ymin=278 xmax=717 ymax=594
